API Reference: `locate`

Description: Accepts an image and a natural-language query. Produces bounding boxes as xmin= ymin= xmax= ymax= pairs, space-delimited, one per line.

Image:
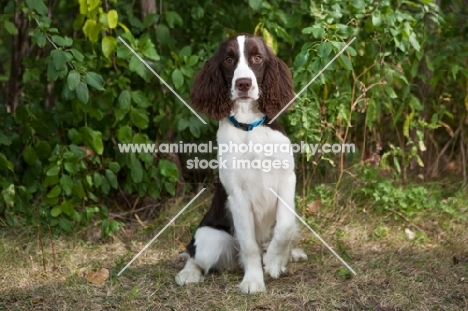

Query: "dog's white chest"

xmin=217 ymin=119 xmax=295 ymax=242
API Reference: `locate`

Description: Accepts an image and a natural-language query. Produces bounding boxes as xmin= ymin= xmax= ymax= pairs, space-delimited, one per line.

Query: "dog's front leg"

xmin=228 ymin=193 xmax=265 ymax=294
xmin=264 ymin=174 xmax=301 ymax=278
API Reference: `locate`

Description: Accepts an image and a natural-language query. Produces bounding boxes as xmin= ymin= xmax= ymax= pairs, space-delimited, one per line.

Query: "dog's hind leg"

xmin=175 ymin=226 xmax=236 ymax=285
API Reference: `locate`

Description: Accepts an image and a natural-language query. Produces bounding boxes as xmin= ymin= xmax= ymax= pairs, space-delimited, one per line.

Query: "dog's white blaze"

xmin=231 ymin=35 xmax=259 ymax=101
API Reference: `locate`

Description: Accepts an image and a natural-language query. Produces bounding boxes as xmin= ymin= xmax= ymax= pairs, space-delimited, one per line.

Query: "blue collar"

xmin=228 ymin=115 xmax=267 ymax=131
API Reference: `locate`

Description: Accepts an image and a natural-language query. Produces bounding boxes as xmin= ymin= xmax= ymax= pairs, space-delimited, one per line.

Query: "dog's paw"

xmin=290 ymin=248 xmax=308 ymax=262
xmin=263 ymin=251 xmax=287 ymax=279
xmin=175 ymin=268 xmax=204 ymax=285
xmin=239 ymin=277 xmax=266 ymax=294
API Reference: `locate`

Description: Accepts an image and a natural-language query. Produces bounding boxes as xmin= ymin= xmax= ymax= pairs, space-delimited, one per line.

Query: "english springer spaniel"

xmin=175 ymin=34 xmax=307 ymax=294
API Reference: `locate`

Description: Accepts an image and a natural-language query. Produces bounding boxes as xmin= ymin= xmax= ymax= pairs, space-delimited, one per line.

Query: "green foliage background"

xmin=0 ymin=0 xmax=467 ymax=234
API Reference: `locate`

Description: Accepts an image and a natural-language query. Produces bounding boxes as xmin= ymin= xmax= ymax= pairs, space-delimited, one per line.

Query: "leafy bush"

xmin=1 ymin=0 xmax=467 ymax=234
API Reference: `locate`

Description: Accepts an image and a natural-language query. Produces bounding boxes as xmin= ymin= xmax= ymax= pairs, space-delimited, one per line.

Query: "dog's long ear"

xmin=258 ymin=46 xmax=295 ymax=118
xmin=190 ymin=51 xmax=232 ymax=120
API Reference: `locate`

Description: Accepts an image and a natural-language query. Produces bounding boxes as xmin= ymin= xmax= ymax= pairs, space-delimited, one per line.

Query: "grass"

xmin=0 ymin=189 xmax=467 ymax=311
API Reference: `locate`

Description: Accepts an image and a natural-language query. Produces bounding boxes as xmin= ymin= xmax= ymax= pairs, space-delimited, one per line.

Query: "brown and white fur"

xmin=175 ymin=34 xmax=307 ymax=294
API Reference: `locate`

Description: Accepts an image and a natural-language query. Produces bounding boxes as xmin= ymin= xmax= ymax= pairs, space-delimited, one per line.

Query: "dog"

xmin=175 ymin=33 xmax=307 ymax=294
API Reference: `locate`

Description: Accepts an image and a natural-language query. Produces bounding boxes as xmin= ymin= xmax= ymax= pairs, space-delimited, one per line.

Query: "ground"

xmin=1 ymin=193 xmax=467 ymax=311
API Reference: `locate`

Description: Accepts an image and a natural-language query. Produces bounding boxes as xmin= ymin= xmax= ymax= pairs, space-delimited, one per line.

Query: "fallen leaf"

xmin=405 ymin=228 xmax=415 ymax=240
xmin=87 ymin=268 xmax=109 ymax=285
xmin=31 ymin=297 xmax=43 ymax=304
xmin=307 ymin=199 xmax=321 ymax=213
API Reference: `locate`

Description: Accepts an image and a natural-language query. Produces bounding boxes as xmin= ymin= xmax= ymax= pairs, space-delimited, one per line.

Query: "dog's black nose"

xmin=235 ymin=78 xmax=252 ymax=92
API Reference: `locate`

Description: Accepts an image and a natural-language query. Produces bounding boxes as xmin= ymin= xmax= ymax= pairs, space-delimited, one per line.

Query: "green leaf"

xmin=0 ymin=154 xmax=14 ymax=172
xmin=317 ymin=42 xmax=332 ymax=58
xmin=51 ymin=35 xmax=73 ymax=47
xmin=156 ymin=25 xmax=170 ymax=44
xmin=67 ymin=70 xmax=81 ymax=91
xmin=248 ymin=0 xmax=262 ymax=11
xmin=64 ymin=162 xmax=79 ymax=174
xmin=76 ymin=82 xmax=89 ymax=104
xmin=393 ymin=157 xmax=401 ymax=175
xmin=179 ymin=46 xmax=192 ymax=58
xmin=25 ymin=0 xmax=48 ymax=15
xmin=118 ymin=90 xmax=131 ymax=109
xmin=107 ymin=9 xmax=118 ymax=29
xmin=47 ymin=61 xmax=58 ymax=81
xmin=60 ymin=175 xmax=73 ymax=196
xmin=85 ymin=72 xmax=105 ymax=91
xmin=129 ymin=55 xmax=146 ymax=79
xmin=294 ymin=50 xmax=309 ymax=68
xmin=165 ymin=11 xmax=183 ymax=28
xmin=131 ymin=90 xmax=150 ymax=108
xmin=372 ymin=13 xmax=382 ymax=27
xmin=408 ymin=33 xmax=420 ymax=51
xmin=86 ymin=175 xmax=93 ymax=187
xmin=117 ymin=126 xmax=132 ymax=142
xmin=51 ymin=205 xmax=62 ymax=217
xmin=83 ymin=19 xmax=101 ymax=43
xmin=46 ymin=166 xmax=60 ymax=177
xmin=35 ymin=32 xmax=46 ymax=47
xmin=177 ymin=118 xmax=190 ymax=131
xmin=186 ymin=55 xmax=199 ymax=67
xmin=23 ymin=146 xmax=38 ymax=165
xmin=140 ymin=41 xmax=160 ymax=61
xmin=425 ymin=55 xmax=434 ymax=72
xmin=338 ymin=55 xmax=353 ymax=70
xmin=102 ymin=36 xmax=116 ymax=57
xmin=1 ymin=184 xmax=15 ymax=208
xmin=80 ymin=127 xmax=103 ymax=155
xmin=105 ymin=169 xmax=118 ymax=189
xmin=36 ymin=141 xmax=51 ymax=160
xmin=189 ymin=123 xmax=200 ymax=138
xmin=130 ymin=155 xmax=143 ymax=183
xmin=164 ymin=181 xmax=175 ymax=196
xmin=70 ymin=48 xmax=84 ymax=62
xmin=0 ymin=132 xmax=12 ymax=146
xmin=72 ymin=180 xmax=86 ymax=198
xmin=59 ymin=217 xmax=73 ymax=232
xmin=93 ymin=172 xmax=103 ymax=187
xmin=302 ymin=27 xmax=324 ymax=39
xmin=47 ymin=185 xmax=62 ymax=198
xmin=60 ymin=200 xmax=75 ymax=217
xmin=384 ymin=86 xmax=397 ymax=99
xmin=130 ymin=109 xmax=149 ymax=129
xmin=108 ymin=162 xmax=121 ymax=173
xmin=172 ymin=69 xmax=184 ymax=89
xmin=4 ymin=20 xmax=18 ymax=35
xmin=158 ymin=159 xmax=178 ymax=182
xmin=191 ymin=7 xmax=204 ymax=20
xmin=51 ymin=50 xmax=67 ymax=71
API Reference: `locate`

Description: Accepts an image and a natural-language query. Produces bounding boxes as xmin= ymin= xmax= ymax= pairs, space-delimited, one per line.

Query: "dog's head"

xmin=190 ymin=34 xmax=295 ymax=120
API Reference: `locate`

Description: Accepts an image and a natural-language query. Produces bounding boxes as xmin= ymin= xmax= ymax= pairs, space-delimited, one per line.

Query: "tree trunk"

xmin=140 ymin=0 xmax=157 ymax=21
xmin=6 ymin=6 xmax=30 ymax=112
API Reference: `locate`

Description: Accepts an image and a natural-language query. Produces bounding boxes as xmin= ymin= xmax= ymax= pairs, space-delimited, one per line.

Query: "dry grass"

xmin=1 ymin=193 xmax=467 ymax=311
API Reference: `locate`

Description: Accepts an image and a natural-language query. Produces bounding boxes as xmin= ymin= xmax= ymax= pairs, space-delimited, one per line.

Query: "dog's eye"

xmin=225 ymin=56 xmax=234 ymax=64
xmin=253 ymin=55 xmax=262 ymax=63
